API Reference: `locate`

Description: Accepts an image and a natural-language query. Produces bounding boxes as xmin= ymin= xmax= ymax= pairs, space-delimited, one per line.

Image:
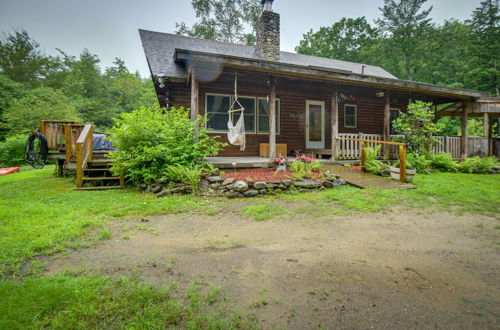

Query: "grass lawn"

xmin=0 ymin=166 xmax=498 ymax=328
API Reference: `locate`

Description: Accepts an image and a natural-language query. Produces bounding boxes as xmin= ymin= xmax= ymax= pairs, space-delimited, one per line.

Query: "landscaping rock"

xmin=259 ymin=189 xmax=267 ymax=195
xmin=200 ymin=180 xmax=209 ymax=189
xmin=332 ymin=179 xmax=346 ymax=187
xmin=243 ymin=189 xmax=259 ymax=197
xmin=207 ymin=176 xmax=224 ymax=183
xmin=322 ymin=180 xmax=334 ymax=188
xmin=326 ymin=176 xmax=336 ymax=182
xmin=221 ymin=178 xmax=235 ymax=186
xmin=254 ymin=181 xmax=267 ymax=189
xmin=233 ymin=181 xmax=249 ymax=192
xmin=227 ymin=191 xmax=243 ymax=198
xmin=151 ymin=184 xmax=163 ymax=194
xmin=156 ymin=189 xmax=172 ymax=198
xmin=294 ymin=179 xmax=321 ymax=189
xmin=277 ymin=184 xmax=287 ymax=190
xmin=282 ymin=179 xmax=292 ymax=186
xmin=247 ymin=179 xmax=255 ymax=188
xmin=210 ymin=183 xmax=220 ymax=189
xmin=274 ymin=188 xmax=284 ymax=193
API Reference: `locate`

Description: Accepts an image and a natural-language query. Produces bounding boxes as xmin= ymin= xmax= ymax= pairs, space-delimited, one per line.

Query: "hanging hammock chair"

xmin=227 ymin=73 xmax=246 ymax=151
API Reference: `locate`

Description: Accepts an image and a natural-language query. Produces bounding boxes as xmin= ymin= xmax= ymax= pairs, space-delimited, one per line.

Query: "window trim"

xmin=344 ymin=104 xmax=357 ymax=128
xmin=204 ymin=93 xmax=280 ymax=134
xmin=257 ymin=97 xmax=281 ymax=134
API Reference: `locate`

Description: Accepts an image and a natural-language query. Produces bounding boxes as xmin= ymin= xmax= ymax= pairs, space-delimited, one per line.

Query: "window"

xmin=258 ymin=98 xmax=280 ymax=133
xmin=232 ymin=96 xmax=256 ymax=133
xmin=205 ymin=93 xmax=280 ymax=133
xmin=206 ymin=94 xmax=230 ymax=131
xmin=390 ymin=109 xmax=400 ymax=134
xmin=344 ymin=104 xmax=357 ymax=128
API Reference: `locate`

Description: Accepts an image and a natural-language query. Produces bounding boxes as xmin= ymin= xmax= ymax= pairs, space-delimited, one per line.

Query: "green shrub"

xmin=0 ymin=134 xmax=26 ymax=167
xmin=407 ymin=153 xmax=431 ymax=173
xmin=289 ymin=159 xmax=321 ymax=179
xmin=430 ymin=152 xmax=457 ymax=172
xmin=107 ymin=106 xmax=225 ymax=184
xmin=458 ymin=156 xmax=497 ymax=174
xmin=363 ymin=145 xmax=384 ymax=175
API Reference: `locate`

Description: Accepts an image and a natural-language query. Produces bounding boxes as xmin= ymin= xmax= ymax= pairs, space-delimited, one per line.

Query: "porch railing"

xmin=64 ymin=124 xmax=85 ymax=162
xmin=335 ymin=133 xmax=470 ymax=160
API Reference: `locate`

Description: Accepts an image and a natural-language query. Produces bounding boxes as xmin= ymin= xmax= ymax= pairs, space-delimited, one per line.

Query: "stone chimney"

xmin=255 ymin=0 xmax=280 ymax=61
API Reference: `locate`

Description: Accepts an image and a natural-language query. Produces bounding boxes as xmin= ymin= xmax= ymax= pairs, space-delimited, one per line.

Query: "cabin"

xmin=141 ymin=0 xmax=499 ymax=165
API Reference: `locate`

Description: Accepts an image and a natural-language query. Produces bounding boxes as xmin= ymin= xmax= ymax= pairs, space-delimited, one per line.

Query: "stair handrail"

xmin=75 ymin=124 xmax=93 ymax=188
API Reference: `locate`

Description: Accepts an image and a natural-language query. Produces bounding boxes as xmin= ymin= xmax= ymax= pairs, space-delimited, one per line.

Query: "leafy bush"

xmin=0 ymin=134 xmax=26 ymax=167
xmin=289 ymin=157 xmax=321 ymax=180
xmin=363 ymin=145 xmax=384 ymax=175
xmin=107 ymin=106 xmax=225 ymax=184
xmin=429 ymin=152 xmax=457 ymax=172
xmin=407 ymin=153 xmax=431 ymax=173
xmin=458 ymin=156 xmax=497 ymax=173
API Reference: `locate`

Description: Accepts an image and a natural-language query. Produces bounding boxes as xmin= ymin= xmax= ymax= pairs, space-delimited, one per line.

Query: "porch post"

xmin=383 ymin=91 xmax=390 ymax=159
xmin=268 ymin=77 xmax=277 ymax=160
xmin=190 ymin=70 xmax=198 ymax=121
xmin=487 ymin=113 xmax=493 ymax=156
xmin=460 ymin=102 xmax=469 ymax=159
xmin=483 ymin=113 xmax=489 ymax=137
xmin=331 ymin=88 xmax=339 ymax=160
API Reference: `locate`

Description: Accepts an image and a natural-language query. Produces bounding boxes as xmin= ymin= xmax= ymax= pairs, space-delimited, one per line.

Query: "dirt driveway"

xmin=47 ymin=205 xmax=499 ymax=329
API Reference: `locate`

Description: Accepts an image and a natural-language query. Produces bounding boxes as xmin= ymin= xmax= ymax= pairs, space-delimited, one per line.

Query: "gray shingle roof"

xmin=139 ymin=29 xmax=398 ymax=80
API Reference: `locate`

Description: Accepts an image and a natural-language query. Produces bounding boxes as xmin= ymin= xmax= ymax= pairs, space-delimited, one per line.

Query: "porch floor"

xmin=322 ymin=165 xmax=416 ymax=190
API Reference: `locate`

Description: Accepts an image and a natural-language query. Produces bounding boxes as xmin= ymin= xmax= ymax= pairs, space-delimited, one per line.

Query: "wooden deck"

xmin=322 ymin=165 xmax=415 ymax=190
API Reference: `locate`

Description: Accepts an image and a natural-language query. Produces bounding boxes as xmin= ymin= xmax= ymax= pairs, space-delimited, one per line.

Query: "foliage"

xmin=289 ymin=157 xmax=321 ymax=180
xmin=270 ymin=154 xmax=289 ymax=168
xmin=406 ymin=152 xmax=431 ymax=173
xmin=363 ymin=145 xmax=384 ymax=175
xmin=0 ymin=275 xmax=254 ymax=329
xmin=295 ymin=17 xmax=378 ymax=62
xmin=429 ymin=152 xmax=458 ymax=172
xmin=0 ymin=74 xmax=25 ymax=140
xmin=165 ymin=164 xmax=204 ymax=193
xmin=392 ymin=101 xmax=444 ymax=154
xmin=0 ymin=134 xmax=26 ymax=167
xmin=2 ymin=87 xmax=80 ymax=135
xmin=457 ymin=156 xmax=498 ymax=173
xmin=0 ymin=166 xmax=205 ymax=277
xmin=107 ymin=106 xmax=225 ymax=184
xmin=175 ymin=0 xmax=262 ymax=45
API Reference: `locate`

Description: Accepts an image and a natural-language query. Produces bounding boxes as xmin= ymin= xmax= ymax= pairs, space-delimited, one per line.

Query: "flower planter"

xmin=389 ymin=166 xmax=416 ymax=182
xmin=276 ymin=164 xmax=286 ymax=171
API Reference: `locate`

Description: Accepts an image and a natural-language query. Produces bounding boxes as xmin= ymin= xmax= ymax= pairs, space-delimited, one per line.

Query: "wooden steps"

xmin=82 ymin=176 xmax=121 ymax=181
xmin=75 ymin=186 xmax=124 ymax=191
xmin=73 ymin=156 xmax=124 ymax=190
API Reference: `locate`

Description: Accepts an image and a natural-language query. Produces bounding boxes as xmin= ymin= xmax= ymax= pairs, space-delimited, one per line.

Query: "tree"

xmin=3 ymin=87 xmax=79 ymax=134
xmin=375 ymin=0 xmax=434 ymax=80
xmin=175 ymin=0 xmax=262 ymax=45
xmin=295 ymin=17 xmax=378 ymax=63
xmin=467 ymin=0 xmax=499 ymax=95
xmin=0 ymin=30 xmax=57 ymax=88
xmin=0 ymin=73 xmax=24 ymax=140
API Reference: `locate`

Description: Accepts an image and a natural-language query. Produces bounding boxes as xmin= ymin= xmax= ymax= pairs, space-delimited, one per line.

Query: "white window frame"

xmin=257 ymin=97 xmax=280 ymax=134
xmin=205 ymin=93 xmax=231 ymax=132
xmin=344 ymin=104 xmax=357 ymax=128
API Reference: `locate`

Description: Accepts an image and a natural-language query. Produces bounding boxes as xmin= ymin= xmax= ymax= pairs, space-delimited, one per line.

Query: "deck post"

xmin=190 ymin=69 xmax=199 ymax=120
xmin=399 ymin=144 xmax=407 ymax=183
xmin=331 ymin=89 xmax=339 ymax=160
xmin=268 ymin=77 xmax=277 ymax=161
xmin=460 ymin=102 xmax=469 ymax=159
xmin=360 ymin=141 xmax=367 ymax=167
xmin=483 ymin=113 xmax=489 ymax=137
xmin=383 ymin=91 xmax=390 ymax=159
xmin=487 ymin=113 xmax=493 ymax=156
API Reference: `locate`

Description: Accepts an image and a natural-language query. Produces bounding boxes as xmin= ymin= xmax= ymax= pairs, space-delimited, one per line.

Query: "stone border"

xmin=148 ymin=173 xmax=346 ymax=198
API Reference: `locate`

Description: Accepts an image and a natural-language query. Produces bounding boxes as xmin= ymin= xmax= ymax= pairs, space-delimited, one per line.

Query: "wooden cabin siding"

xmin=164 ymin=68 xmax=405 ymax=156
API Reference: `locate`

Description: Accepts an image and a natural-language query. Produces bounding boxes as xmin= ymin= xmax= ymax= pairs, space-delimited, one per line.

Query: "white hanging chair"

xmin=227 ymin=73 xmax=246 ymax=151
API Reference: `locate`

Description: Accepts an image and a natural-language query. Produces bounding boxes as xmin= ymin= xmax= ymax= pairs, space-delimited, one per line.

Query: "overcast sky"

xmin=0 ymin=0 xmax=483 ymax=77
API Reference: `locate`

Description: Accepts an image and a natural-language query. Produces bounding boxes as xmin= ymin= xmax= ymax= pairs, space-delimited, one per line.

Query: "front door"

xmin=305 ymin=100 xmax=325 ymax=149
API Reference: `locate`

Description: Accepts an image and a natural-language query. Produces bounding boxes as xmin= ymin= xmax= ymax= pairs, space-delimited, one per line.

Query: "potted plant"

xmin=389 ymin=161 xmax=416 ymax=182
xmin=271 ymin=154 xmax=289 ymax=171
xmin=389 ymin=153 xmax=430 ymax=182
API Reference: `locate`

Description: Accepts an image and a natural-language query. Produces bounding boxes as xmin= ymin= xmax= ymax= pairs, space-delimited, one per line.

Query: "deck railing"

xmin=337 ymin=137 xmax=408 ymax=182
xmin=336 ymin=133 xmax=467 ymax=160
xmin=40 ymin=120 xmax=79 ymax=151
xmin=75 ymin=124 xmax=93 ymax=188
xmin=64 ymin=124 xmax=84 ymax=162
